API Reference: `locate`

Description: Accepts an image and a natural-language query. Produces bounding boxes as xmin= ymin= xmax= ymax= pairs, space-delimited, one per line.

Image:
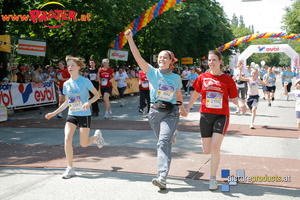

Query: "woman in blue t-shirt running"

xmin=125 ymin=29 xmax=187 ymax=190
xmin=45 ymin=56 xmax=104 ymax=179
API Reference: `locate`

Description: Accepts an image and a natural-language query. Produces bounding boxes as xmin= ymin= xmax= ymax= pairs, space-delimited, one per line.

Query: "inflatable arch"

xmin=238 ymin=44 xmax=299 ymax=70
xmin=216 ymin=32 xmax=300 ymax=53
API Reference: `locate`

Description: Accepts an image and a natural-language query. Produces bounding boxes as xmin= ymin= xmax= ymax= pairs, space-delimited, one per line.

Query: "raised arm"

xmin=125 ymin=29 xmax=149 ymax=73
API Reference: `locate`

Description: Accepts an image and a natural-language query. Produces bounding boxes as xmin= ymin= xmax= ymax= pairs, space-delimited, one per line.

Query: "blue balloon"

xmin=156 ymin=6 xmax=160 ymax=10
xmin=154 ymin=10 xmax=158 ymax=15
xmin=176 ymin=0 xmax=181 ymax=4
xmin=114 ymin=41 xmax=118 ymax=46
xmin=116 ymin=38 xmax=119 ymax=42
xmin=158 ymin=1 xmax=162 ymax=6
xmin=115 ymin=46 xmax=119 ymax=50
xmin=132 ymin=30 xmax=136 ymax=35
xmin=134 ymin=22 xmax=138 ymax=26
xmin=133 ymin=26 xmax=137 ymax=30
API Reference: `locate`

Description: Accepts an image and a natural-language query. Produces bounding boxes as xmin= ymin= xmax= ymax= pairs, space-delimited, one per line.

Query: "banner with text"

xmin=0 ymin=82 xmax=56 ymax=108
xmin=18 ymin=39 xmax=46 ymax=57
xmin=109 ymin=49 xmax=128 ymax=61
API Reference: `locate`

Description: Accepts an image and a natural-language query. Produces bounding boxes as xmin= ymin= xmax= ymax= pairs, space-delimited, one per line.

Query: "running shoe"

xmin=236 ymin=108 xmax=240 ymax=114
xmin=104 ymin=112 xmax=109 ymax=119
xmin=287 ymin=97 xmax=289 ymax=101
xmin=272 ymin=97 xmax=275 ymax=101
xmin=209 ymin=179 xmax=218 ymax=190
xmin=57 ymin=113 xmax=63 ymax=118
xmin=263 ymin=97 xmax=265 ymax=100
xmin=94 ymin=129 xmax=104 ymax=148
xmin=139 ymin=109 xmax=143 ymax=113
xmin=268 ymin=103 xmax=271 ymax=106
xmin=152 ymin=176 xmax=166 ymax=190
xmin=185 ymin=92 xmax=187 ymax=96
xmin=250 ymin=123 xmax=254 ymax=129
xmin=62 ymin=166 xmax=75 ymax=179
xmin=143 ymin=106 xmax=147 ymax=115
xmin=120 ymin=102 xmax=125 ymax=107
xmin=191 ymin=105 xmax=194 ymax=110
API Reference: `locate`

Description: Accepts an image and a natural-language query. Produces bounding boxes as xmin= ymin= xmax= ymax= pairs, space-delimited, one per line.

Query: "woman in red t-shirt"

xmin=186 ymin=50 xmax=247 ymax=191
xmin=56 ymin=61 xmax=70 ymax=118
xmin=98 ymin=58 xmax=115 ymax=119
xmin=139 ymin=70 xmax=150 ymax=114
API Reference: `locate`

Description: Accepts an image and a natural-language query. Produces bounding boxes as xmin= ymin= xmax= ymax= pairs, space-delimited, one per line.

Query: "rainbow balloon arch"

xmin=216 ymin=32 xmax=300 ymax=52
xmin=110 ymin=0 xmax=186 ymax=51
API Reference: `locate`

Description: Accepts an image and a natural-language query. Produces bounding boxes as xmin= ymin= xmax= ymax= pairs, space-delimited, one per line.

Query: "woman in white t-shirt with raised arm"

xmin=238 ymin=65 xmax=269 ymax=129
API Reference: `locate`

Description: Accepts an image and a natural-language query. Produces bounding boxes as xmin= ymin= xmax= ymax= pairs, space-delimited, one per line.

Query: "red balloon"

xmin=164 ymin=0 xmax=168 ymax=2
xmin=162 ymin=2 xmax=166 ymax=6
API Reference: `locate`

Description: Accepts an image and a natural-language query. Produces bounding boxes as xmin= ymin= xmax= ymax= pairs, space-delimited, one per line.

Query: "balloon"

xmin=110 ymin=0 xmax=186 ymax=50
xmin=261 ymin=61 xmax=265 ymax=66
xmin=217 ymin=32 xmax=300 ymax=52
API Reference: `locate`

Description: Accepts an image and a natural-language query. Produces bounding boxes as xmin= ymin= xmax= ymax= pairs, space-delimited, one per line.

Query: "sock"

xmin=109 ymin=110 xmax=112 ymax=114
xmin=210 ymin=175 xmax=216 ymax=180
xmin=105 ymin=111 xmax=109 ymax=114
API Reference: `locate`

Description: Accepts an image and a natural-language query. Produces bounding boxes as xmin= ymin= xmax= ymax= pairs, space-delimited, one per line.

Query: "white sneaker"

xmin=152 ymin=176 xmax=166 ymax=189
xmin=109 ymin=111 xmax=113 ymax=117
xmin=143 ymin=106 xmax=147 ymax=115
xmin=62 ymin=166 xmax=75 ymax=179
xmin=120 ymin=102 xmax=125 ymax=107
xmin=185 ymin=92 xmax=188 ymax=96
xmin=104 ymin=112 xmax=109 ymax=119
xmin=209 ymin=179 xmax=218 ymax=190
xmin=236 ymin=108 xmax=240 ymax=114
xmin=57 ymin=113 xmax=63 ymax=118
xmin=94 ymin=129 xmax=104 ymax=148
xmin=250 ymin=123 xmax=254 ymax=129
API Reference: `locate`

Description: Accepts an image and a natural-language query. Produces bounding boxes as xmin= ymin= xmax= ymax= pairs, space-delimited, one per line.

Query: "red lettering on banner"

xmin=295 ymin=58 xmax=298 ymax=68
xmin=111 ymin=52 xmax=126 ymax=58
xmin=34 ymin=87 xmax=54 ymax=102
xmin=266 ymin=47 xmax=279 ymax=52
xmin=32 ymin=82 xmax=43 ymax=88
xmin=0 ymin=91 xmax=13 ymax=106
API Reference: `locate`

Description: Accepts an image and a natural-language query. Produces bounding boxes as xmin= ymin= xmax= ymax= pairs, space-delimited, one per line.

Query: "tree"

xmin=282 ymin=0 xmax=300 ymax=34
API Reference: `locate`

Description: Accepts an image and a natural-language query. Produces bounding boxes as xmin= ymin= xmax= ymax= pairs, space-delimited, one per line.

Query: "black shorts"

xmin=247 ymin=95 xmax=259 ymax=110
xmin=66 ymin=115 xmax=91 ymax=128
xmin=287 ymin=83 xmax=292 ymax=93
xmin=200 ymin=113 xmax=229 ymax=138
xmin=101 ymin=86 xmax=112 ymax=96
xmin=117 ymin=86 xmax=126 ymax=98
xmin=188 ymin=86 xmax=195 ymax=92
xmin=265 ymin=86 xmax=276 ymax=93
xmin=58 ymin=88 xmax=64 ymax=95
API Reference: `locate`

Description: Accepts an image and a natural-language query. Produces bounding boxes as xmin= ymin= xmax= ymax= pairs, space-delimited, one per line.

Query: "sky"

xmin=215 ymin=0 xmax=295 ymax=33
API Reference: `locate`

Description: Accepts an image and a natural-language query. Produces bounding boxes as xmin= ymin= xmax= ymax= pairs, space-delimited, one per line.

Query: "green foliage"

xmin=1 ymin=0 xmax=234 ymax=68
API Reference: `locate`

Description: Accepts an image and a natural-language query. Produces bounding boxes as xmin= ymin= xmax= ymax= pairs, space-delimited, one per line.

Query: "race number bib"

xmin=119 ymin=75 xmax=124 ymax=80
xmin=90 ymin=73 xmax=96 ymax=81
xmin=142 ymin=81 xmax=149 ymax=88
xmin=156 ymin=84 xmax=174 ymax=101
xmin=68 ymin=96 xmax=82 ymax=112
xmin=250 ymin=82 xmax=258 ymax=90
xmin=101 ymin=78 xmax=108 ymax=86
xmin=57 ymin=73 xmax=62 ymax=80
xmin=206 ymin=92 xmax=223 ymax=108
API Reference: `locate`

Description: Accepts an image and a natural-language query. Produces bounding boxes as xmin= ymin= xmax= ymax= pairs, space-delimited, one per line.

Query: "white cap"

xmin=295 ymin=79 xmax=300 ymax=85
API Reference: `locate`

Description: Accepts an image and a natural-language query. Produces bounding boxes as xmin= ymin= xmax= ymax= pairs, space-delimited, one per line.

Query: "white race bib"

xmin=206 ymin=92 xmax=223 ymax=108
xmin=90 ymin=73 xmax=96 ymax=81
xmin=68 ymin=96 xmax=82 ymax=112
xmin=101 ymin=78 xmax=108 ymax=86
xmin=142 ymin=81 xmax=149 ymax=88
xmin=157 ymin=84 xmax=174 ymax=101
xmin=296 ymin=94 xmax=300 ymax=111
xmin=57 ymin=73 xmax=62 ymax=80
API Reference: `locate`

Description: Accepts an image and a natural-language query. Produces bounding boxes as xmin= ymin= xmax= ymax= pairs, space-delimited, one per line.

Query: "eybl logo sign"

xmin=18 ymin=83 xmax=33 ymax=103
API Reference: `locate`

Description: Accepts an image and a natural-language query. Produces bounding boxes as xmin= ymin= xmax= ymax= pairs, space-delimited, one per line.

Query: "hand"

xmin=180 ymin=109 xmax=188 ymax=117
xmin=109 ymin=79 xmax=113 ymax=83
xmin=284 ymin=82 xmax=289 ymax=86
xmin=45 ymin=112 xmax=55 ymax=120
xmin=238 ymin=101 xmax=247 ymax=114
xmin=82 ymin=102 xmax=91 ymax=111
xmin=125 ymin=29 xmax=133 ymax=39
